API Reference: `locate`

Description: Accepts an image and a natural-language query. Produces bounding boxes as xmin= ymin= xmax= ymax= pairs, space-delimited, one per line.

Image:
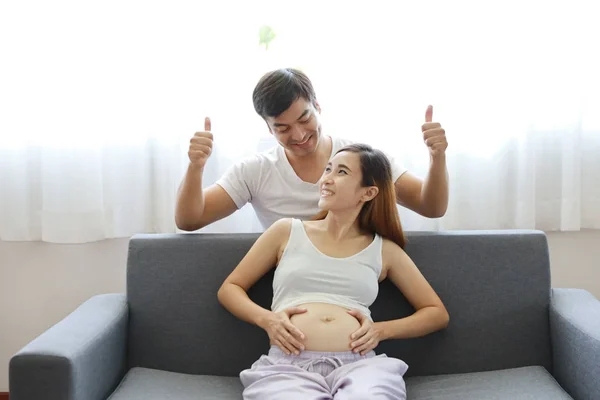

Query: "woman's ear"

xmin=362 ymin=186 xmax=379 ymax=202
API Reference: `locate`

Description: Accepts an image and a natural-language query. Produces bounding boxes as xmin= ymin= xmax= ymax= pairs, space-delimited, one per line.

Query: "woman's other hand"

xmin=348 ymin=309 xmax=383 ymax=355
xmin=259 ymin=307 xmax=307 ymax=355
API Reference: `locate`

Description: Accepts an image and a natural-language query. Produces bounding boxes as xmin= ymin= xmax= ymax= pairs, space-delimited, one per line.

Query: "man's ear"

xmin=362 ymin=186 xmax=379 ymax=202
xmin=314 ymin=100 xmax=321 ymax=114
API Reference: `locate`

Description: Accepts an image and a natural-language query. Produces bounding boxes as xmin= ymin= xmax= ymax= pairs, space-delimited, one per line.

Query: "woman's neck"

xmin=321 ymin=209 xmax=363 ymax=241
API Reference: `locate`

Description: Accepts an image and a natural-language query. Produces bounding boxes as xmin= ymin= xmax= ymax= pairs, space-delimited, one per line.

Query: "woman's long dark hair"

xmin=313 ymin=143 xmax=406 ymax=248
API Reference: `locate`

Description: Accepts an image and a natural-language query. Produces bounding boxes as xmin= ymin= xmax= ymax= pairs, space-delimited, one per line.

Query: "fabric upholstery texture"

xmin=9 ymin=230 xmax=599 ymax=399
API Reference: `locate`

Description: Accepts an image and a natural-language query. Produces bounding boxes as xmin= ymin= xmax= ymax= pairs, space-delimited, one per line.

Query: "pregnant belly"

xmin=289 ymin=303 xmax=362 ymax=352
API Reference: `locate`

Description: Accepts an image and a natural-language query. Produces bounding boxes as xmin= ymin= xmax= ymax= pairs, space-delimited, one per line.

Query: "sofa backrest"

xmin=126 ymin=230 xmax=552 ymax=378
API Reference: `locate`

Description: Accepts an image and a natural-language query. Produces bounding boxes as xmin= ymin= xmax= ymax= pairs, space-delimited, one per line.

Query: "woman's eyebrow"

xmin=326 ymin=162 xmax=352 ymax=172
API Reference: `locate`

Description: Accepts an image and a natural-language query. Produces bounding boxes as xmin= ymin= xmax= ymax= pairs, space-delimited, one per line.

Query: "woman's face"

xmin=318 ymin=151 xmax=377 ymax=211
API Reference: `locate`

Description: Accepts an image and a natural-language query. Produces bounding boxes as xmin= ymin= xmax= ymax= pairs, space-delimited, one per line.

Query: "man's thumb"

xmin=204 ymin=117 xmax=211 ymax=132
xmin=425 ymin=105 xmax=433 ymax=123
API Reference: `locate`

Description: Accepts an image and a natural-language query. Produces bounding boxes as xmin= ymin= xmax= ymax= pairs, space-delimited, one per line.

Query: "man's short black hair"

xmin=252 ymin=68 xmax=317 ymax=118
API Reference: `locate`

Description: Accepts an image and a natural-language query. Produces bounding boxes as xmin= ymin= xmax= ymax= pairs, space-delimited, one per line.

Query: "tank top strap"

xmin=282 ymin=218 xmax=310 ymax=255
xmin=374 ymin=234 xmax=383 ymax=266
xmin=359 ymin=233 xmax=384 ymax=276
xmin=289 ymin=218 xmax=304 ymax=239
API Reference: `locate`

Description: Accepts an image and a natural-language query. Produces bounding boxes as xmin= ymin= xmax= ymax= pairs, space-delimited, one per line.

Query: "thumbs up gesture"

xmin=188 ymin=117 xmax=214 ymax=169
xmin=422 ymin=105 xmax=447 ymax=158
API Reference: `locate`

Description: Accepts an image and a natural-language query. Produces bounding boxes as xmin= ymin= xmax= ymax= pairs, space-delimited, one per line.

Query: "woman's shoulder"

xmin=381 ymin=237 xmax=408 ymax=264
xmin=262 ymin=219 xmax=295 ymax=262
xmin=268 ymin=218 xmax=294 ymax=235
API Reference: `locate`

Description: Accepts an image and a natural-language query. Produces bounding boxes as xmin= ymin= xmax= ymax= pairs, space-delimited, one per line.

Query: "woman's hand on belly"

xmin=347 ymin=309 xmax=384 ymax=355
xmin=289 ymin=303 xmax=363 ymax=352
xmin=258 ymin=307 xmax=308 ymax=355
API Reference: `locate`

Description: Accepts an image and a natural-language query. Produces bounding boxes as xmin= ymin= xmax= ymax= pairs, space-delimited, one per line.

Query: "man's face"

xmin=265 ymin=97 xmax=322 ymax=157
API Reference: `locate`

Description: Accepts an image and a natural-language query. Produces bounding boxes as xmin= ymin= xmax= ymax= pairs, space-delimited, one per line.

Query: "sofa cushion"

xmin=108 ymin=366 xmax=571 ymax=400
xmin=406 ymin=366 xmax=573 ymax=399
xmin=126 ymin=231 xmax=553 ymax=378
xmin=107 ymin=368 xmax=243 ymax=400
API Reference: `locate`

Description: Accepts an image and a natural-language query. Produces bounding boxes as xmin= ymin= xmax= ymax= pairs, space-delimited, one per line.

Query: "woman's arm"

xmin=217 ymin=218 xmax=290 ymax=326
xmin=217 ymin=218 xmax=307 ymax=354
xmin=377 ymin=239 xmax=450 ymax=340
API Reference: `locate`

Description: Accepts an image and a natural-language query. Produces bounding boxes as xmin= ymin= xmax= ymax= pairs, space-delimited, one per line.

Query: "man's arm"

xmin=394 ymin=155 xmax=448 ymax=218
xmin=175 ymin=116 xmax=239 ymax=231
xmin=394 ymin=105 xmax=449 ymax=218
xmin=175 ymin=164 xmax=238 ymax=231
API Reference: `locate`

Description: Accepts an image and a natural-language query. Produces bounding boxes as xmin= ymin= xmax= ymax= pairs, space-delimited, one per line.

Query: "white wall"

xmin=0 ymin=238 xmax=129 ymax=393
xmin=546 ymin=230 xmax=600 ymax=296
xmin=1 ymin=231 xmax=599 ymax=392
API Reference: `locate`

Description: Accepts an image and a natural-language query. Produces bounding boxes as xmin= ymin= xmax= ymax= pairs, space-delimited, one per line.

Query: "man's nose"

xmin=290 ymin=125 xmax=306 ymax=142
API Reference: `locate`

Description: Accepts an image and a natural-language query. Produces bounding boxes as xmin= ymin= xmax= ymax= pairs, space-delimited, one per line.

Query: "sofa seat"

xmin=107 ymin=365 xmax=572 ymax=400
xmin=108 ymin=368 xmax=243 ymax=400
xmin=407 ymin=366 xmax=572 ymax=400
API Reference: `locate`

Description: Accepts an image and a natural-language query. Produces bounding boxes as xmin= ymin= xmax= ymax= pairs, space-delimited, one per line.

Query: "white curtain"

xmin=1 ymin=0 xmax=599 ymax=243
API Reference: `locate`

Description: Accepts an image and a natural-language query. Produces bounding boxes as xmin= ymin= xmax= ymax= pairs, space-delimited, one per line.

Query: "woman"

xmin=218 ymin=143 xmax=449 ymax=399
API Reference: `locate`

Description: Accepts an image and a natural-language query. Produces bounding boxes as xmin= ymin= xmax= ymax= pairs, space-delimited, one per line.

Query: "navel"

xmin=321 ymin=315 xmax=335 ymax=323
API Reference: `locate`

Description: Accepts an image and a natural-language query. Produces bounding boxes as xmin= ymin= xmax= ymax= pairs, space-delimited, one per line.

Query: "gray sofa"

xmin=9 ymin=230 xmax=600 ymax=399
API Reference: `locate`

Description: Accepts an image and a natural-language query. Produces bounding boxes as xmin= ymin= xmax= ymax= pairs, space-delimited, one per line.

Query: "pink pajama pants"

xmin=240 ymin=346 xmax=408 ymax=399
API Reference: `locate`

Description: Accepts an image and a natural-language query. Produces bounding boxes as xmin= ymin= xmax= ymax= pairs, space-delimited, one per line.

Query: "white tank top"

xmin=271 ymin=219 xmax=383 ymax=320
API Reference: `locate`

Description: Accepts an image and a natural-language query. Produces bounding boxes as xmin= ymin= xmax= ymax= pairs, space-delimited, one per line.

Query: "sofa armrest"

xmin=10 ymin=293 xmax=128 ymax=400
xmin=550 ymin=288 xmax=600 ymax=400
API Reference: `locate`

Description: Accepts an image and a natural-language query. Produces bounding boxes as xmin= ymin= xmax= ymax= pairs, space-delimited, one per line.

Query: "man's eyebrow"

xmin=272 ymin=110 xmax=310 ymax=128
xmin=296 ymin=109 xmax=310 ymax=120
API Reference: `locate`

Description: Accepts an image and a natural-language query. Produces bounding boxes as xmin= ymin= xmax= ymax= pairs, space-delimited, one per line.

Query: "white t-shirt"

xmin=216 ymin=136 xmax=407 ymax=229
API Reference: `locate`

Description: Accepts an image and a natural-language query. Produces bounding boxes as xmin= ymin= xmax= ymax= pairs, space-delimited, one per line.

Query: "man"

xmin=176 ymin=68 xmax=448 ymax=231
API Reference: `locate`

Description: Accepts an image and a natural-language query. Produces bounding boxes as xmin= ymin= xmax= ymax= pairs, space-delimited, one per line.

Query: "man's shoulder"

xmin=256 ymin=143 xmax=282 ymax=163
xmin=230 ymin=145 xmax=281 ymax=170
